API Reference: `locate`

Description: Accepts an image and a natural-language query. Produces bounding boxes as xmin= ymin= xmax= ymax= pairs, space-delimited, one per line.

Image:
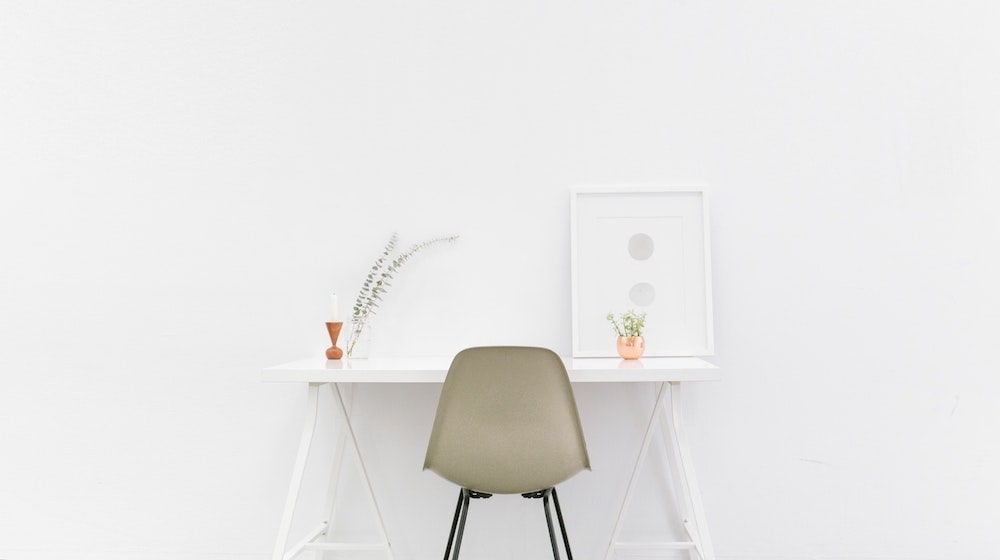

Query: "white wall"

xmin=2 ymin=2 xmax=999 ymax=559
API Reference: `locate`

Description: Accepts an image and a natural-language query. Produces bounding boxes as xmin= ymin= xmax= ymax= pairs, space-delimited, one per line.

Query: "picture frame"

xmin=570 ymin=186 xmax=714 ymax=357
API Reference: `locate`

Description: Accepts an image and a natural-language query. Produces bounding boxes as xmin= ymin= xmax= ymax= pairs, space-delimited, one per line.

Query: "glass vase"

xmin=346 ymin=318 xmax=374 ymax=359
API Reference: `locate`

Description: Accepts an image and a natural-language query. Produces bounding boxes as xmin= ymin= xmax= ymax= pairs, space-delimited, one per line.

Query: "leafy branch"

xmin=346 ymin=232 xmax=459 ymax=357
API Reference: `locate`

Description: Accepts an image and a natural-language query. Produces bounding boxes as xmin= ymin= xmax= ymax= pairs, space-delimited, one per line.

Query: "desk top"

xmin=262 ymin=356 xmax=720 ymax=383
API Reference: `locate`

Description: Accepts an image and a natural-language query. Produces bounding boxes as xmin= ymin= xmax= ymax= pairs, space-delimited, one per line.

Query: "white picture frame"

xmin=570 ymin=186 xmax=714 ymax=357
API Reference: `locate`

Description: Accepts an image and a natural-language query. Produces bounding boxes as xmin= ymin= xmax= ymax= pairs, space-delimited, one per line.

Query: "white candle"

xmin=330 ymin=294 xmax=338 ymax=322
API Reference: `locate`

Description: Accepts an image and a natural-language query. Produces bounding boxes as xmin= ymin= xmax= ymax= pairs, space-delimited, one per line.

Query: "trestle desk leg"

xmin=661 ymin=382 xmax=715 ymax=560
xmin=272 ymin=383 xmax=321 ymax=560
xmin=657 ymin=385 xmax=696 ymax=558
xmin=322 ymin=383 xmax=354 ymax=539
xmin=604 ymin=382 xmax=669 ymax=560
xmin=332 ymin=383 xmax=395 ymax=560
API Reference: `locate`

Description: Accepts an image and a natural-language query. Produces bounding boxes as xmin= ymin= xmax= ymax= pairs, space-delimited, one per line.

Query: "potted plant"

xmin=607 ymin=310 xmax=647 ymax=360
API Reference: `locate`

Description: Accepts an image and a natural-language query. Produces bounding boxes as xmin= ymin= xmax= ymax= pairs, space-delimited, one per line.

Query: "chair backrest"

xmin=424 ymin=346 xmax=591 ymax=494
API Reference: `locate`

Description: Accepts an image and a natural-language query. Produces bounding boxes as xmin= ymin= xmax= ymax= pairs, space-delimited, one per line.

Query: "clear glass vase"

xmin=346 ymin=318 xmax=374 ymax=359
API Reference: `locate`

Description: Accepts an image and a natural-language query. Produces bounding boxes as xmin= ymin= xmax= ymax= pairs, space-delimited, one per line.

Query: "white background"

xmin=2 ymin=2 xmax=999 ymax=559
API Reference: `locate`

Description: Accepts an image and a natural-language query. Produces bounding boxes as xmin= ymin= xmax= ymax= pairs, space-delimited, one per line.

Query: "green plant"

xmin=606 ymin=309 xmax=647 ymax=338
xmin=346 ymin=232 xmax=459 ymax=357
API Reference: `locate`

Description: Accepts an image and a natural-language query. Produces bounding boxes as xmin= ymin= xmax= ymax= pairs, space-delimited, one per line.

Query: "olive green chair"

xmin=424 ymin=346 xmax=591 ymax=560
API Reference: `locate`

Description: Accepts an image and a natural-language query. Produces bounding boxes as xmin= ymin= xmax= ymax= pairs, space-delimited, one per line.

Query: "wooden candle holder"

xmin=325 ymin=322 xmax=344 ymax=360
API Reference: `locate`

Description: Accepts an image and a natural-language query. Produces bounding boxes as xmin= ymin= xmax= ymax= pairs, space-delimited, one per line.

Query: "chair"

xmin=424 ymin=346 xmax=591 ymax=560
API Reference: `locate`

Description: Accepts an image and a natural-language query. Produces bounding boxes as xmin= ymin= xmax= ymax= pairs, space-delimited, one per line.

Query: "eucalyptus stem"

xmin=345 ymin=232 xmax=459 ymax=357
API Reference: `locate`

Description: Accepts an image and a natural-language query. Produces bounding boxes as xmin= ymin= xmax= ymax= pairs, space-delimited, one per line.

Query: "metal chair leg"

xmin=447 ymin=487 xmax=573 ymax=560
xmin=551 ymin=487 xmax=574 ymax=560
xmin=542 ymin=489 xmax=562 ymax=560
xmin=443 ymin=489 xmax=465 ymax=560
xmin=450 ymin=489 xmax=472 ymax=560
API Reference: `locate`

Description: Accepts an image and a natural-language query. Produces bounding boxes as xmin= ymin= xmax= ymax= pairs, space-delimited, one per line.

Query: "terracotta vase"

xmin=617 ymin=336 xmax=645 ymax=360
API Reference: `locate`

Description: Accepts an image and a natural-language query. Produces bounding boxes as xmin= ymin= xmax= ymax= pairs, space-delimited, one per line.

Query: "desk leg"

xmin=272 ymin=383 xmax=321 ymax=560
xmin=605 ymin=382 xmax=716 ymax=560
xmin=273 ymin=383 xmax=394 ymax=560
xmin=659 ymin=382 xmax=715 ymax=560
xmin=605 ymin=383 xmax=669 ymax=560
xmin=322 ymin=383 xmax=353 ymax=537
xmin=331 ymin=383 xmax=395 ymax=560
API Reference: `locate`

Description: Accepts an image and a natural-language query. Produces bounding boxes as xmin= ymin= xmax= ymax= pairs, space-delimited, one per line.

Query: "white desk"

xmin=263 ymin=356 xmax=720 ymax=560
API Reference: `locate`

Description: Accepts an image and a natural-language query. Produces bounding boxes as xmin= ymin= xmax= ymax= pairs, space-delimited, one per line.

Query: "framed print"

xmin=570 ymin=186 xmax=714 ymax=357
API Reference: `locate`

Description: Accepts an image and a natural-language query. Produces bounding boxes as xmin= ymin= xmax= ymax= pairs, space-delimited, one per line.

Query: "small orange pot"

xmin=617 ymin=336 xmax=645 ymax=360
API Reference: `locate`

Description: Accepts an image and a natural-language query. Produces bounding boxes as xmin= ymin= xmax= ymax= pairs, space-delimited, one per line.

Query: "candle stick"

xmin=330 ymin=294 xmax=338 ymax=322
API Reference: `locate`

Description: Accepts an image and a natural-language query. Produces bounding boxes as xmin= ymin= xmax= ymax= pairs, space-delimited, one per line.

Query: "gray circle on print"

xmin=629 ymin=282 xmax=655 ymax=306
xmin=628 ymin=233 xmax=654 ymax=260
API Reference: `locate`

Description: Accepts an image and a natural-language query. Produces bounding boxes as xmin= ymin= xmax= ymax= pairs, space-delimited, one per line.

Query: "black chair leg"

xmin=551 ymin=487 xmax=574 ymax=560
xmin=443 ymin=489 xmax=466 ymax=560
xmin=451 ymin=489 xmax=472 ymax=560
xmin=443 ymin=489 xmax=492 ymax=560
xmin=542 ymin=488 xmax=561 ymax=560
xmin=443 ymin=489 xmax=472 ymax=560
xmin=447 ymin=487 xmax=572 ymax=560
